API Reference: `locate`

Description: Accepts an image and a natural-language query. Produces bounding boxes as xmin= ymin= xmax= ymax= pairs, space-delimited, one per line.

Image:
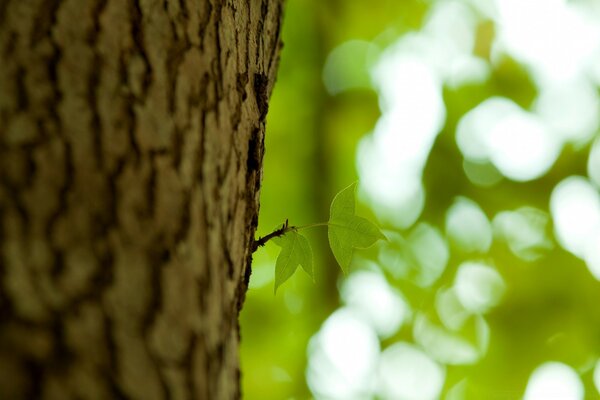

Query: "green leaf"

xmin=328 ymin=182 xmax=386 ymax=272
xmin=274 ymin=230 xmax=314 ymax=293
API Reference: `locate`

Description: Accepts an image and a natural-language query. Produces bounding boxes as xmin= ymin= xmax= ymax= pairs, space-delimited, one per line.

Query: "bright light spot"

xmin=552 ymin=177 xmax=600 ymax=280
xmin=420 ymin=0 xmax=494 ymax=87
xmin=378 ymin=342 xmax=445 ymax=400
xmin=307 ymin=308 xmax=379 ymax=399
xmin=409 ymin=223 xmax=449 ymax=287
xmin=494 ymin=0 xmax=600 ymax=83
xmin=341 ymin=269 xmax=410 ymax=338
xmin=584 ymin=231 xmax=600 ymax=280
xmin=378 ymin=224 xmax=448 ymax=288
xmin=594 ymin=359 xmax=600 ymax=395
xmin=378 ymin=231 xmax=414 ymax=281
xmin=422 ymin=1 xmax=488 ymax=86
xmin=446 ymin=197 xmax=492 ymax=253
xmin=486 ymin=109 xmax=561 ymax=181
xmin=358 ymin=137 xmax=425 ymax=228
xmin=323 ymin=40 xmax=378 ymax=95
xmin=359 ymin=44 xmax=445 ymax=228
xmin=372 ymin=55 xmax=444 ymax=126
xmin=454 ymin=261 xmax=505 ymax=313
xmin=457 ymin=97 xmax=563 ymax=181
xmin=436 ymin=287 xmax=471 ymax=331
xmin=550 ymin=176 xmax=600 ymax=258
xmin=414 ymin=314 xmax=489 ymax=365
xmin=465 ymin=0 xmax=497 ymax=19
xmin=588 ymin=137 xmax=600 ymax=188
xmin=424 ymin=1 xmax=476 ymax=57
xmin=493 ymin=207 xmax=553 ymax=261
xmin=534 ymin=80 xmax=600 ymax=145
xmin=446 ymin=55 xmax=491 ymax=88
xmin=456 ymin=97 xmax=520 ymax=162
xmin=589 ymin=50 xmax=600 ymax=87
xmin=524 ymin=362 xmax=584 ymax=400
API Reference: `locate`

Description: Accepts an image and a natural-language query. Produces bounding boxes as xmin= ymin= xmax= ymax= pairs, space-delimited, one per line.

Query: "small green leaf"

xmin=328 ymin=182 xmax=386 ymax=272
xmin=274 ymin=231 xmax=313 ymax=293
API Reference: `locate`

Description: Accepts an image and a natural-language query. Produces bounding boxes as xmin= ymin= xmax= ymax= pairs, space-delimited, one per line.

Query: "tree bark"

xmin=0 ymin=0 xmax=282 ymax=398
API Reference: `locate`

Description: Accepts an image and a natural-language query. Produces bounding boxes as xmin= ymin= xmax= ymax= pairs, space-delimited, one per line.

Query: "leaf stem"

xmin=293 ymin=222 xmax=329 ymax=230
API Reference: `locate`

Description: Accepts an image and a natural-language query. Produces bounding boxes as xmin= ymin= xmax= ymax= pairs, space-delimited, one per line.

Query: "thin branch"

xmin=252 ymin=219 xmax=291 ymax=252
xmin=252 ymin=220 xmax=331 ymax=252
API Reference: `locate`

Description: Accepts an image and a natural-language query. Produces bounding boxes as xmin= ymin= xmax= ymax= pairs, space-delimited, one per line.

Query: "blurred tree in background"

xmin=241 ymin=0 xmax=600 ymax=399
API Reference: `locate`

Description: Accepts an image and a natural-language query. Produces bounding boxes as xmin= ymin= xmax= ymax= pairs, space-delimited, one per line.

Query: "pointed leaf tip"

xmin=330 ymin=182 xmax=357 ymax=219
xmin=328 ymin=182 xmax=385 ymax=272
xmin=274 ymin=231 xmax=313 ymax=294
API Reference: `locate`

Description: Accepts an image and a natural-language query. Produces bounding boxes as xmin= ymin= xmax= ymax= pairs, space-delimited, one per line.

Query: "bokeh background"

xmin=240 ymin=0 xmax=600 ymax=398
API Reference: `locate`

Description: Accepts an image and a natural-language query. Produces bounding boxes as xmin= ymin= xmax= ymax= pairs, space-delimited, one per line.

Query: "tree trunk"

xmin=0 ymin=0 xmax=282 ymax=398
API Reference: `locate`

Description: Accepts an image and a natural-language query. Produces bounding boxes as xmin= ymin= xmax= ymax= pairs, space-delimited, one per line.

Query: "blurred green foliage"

xmin=240 ymin=0 xmax=600 ymax=399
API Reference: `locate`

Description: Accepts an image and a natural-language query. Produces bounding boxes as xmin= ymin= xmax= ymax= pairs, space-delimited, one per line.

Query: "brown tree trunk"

xmin=0 ymin=0 xmax=282 ymax=398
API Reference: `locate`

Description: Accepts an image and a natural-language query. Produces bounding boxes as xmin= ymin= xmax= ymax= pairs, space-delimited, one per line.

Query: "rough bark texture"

xmin=0 ymin=0 xmax=282 ymax=398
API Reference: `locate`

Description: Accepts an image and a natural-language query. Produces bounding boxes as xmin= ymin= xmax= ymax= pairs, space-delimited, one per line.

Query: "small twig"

xmin=252 ymin=219 xmax=292 ymax=252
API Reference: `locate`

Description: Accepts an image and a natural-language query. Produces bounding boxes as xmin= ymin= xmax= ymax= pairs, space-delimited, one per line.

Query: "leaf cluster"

xmin=262 ymin=182 xmax=386 ymax=293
